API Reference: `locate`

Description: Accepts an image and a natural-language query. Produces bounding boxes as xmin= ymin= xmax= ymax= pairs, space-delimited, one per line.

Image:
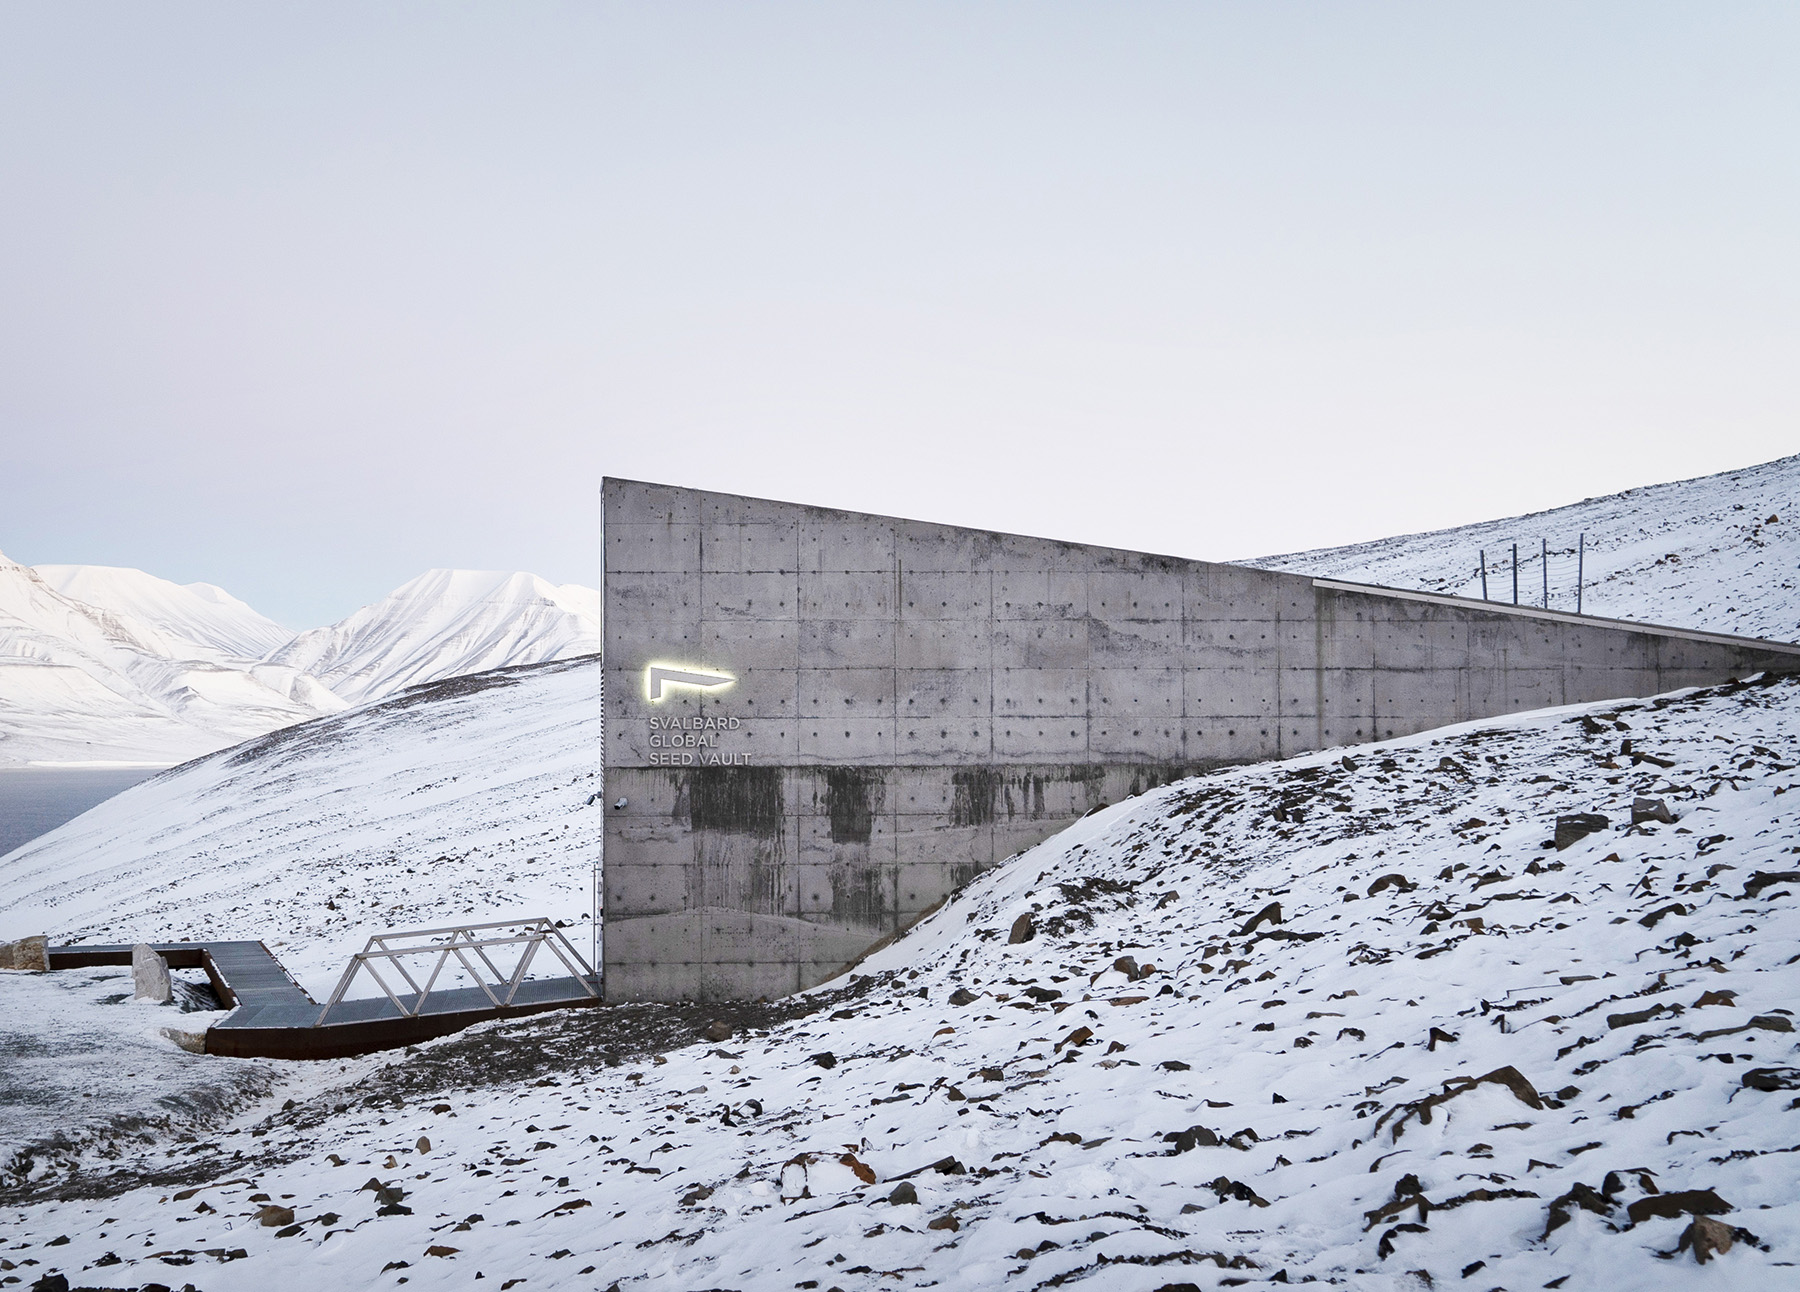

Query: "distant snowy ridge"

xmin=0 ymin=549 xmax=345 ymax=767
xmin=33 ymin=563 xmax=293 ymax=660
xmin=1249 ymin=451 xmax=1800 ymax=643
xmin=0 ymin=557 xmax=599 ymax=767
xmin=264 ymin=569 xmax=600 ymax=706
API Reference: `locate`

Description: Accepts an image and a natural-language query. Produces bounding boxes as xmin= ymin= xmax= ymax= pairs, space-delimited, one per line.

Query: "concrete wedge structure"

xmin=601 ymin=479 xmax=1800 ymax=1002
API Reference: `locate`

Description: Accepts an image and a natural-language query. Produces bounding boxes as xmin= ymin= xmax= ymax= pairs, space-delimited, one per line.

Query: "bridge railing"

xmin=314 ymin=916 xmax=598 ymax=1026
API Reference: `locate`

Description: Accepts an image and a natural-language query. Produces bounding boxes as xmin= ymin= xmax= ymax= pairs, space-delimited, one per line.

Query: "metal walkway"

xmin=48 ymin=927 xmax=602 ymax=1061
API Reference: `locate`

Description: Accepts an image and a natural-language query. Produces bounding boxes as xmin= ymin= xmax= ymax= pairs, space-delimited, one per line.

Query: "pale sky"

xmin=2 ymin=3 xmax=1796 ymax=629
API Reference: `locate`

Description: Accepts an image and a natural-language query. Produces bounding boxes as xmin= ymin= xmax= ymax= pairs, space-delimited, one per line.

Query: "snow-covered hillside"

xmin=33 ymin=563 xmax=294 ymax=659
xmin=6 ymin=671 xmax=1799 ymax=1288
xmin=0 ymin=656 xmax=601 ymax=995
xmin=0 ymin=550 xmax=345 ymax=767
xmin=265 ymin=570 xmax=601 ymax=707
xmin=1251 ymin=452 xmax=1800 ymax=643
xmin=0 ymin=558 xmax=600 ymax=768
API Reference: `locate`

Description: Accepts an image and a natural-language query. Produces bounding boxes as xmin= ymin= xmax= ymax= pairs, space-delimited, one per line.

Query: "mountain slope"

xmin=0 ymin=656 xmax=602 ymax=993
xmin=33 ymin=563 xmax=293 ymax=659
xmin=0 ymin=550 xmax=345 ymax=767
xmin=6 ymin=671 xmax=1799 ymax=1287
xmin=1250 ymin=452 xmax=1800 ymax=642
xmin=264 ymin=569 xmax=601 ymax=706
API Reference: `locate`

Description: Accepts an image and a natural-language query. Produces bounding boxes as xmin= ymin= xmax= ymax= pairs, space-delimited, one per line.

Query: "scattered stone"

xmin=416 ymin=1136 xmax=431 ymax=1154
xmin=1742 ymin=871 xmax=1800 ymax=899
xmin=810 ymin=1052 xmax=837 ymax=1069
xmin=1163 ymin=1125 xmax=1221 ymax=1154
xmin=887 ymin=1181 xmax=918 ymax=1206
xmin=701 ymin=1020 xmax=734 ymax=1042
xmin=1632 ymin=797 xmax=1678 ymax=825
xmin=1678 ymin=1215 xmax=1747 ymax=1263
xmin=132 ymin=942 xmax=172 ymax=1003
xmin=927 ymin=1213 xmax=959 ymax=1231
xmin=1692 ymin=989 xmax=1737 ymax=1008
xmin=1740 ymin=1067 xmax=1800 ymax=1092
xmin=1237 ymin=902 xmax=1283 ymax=936
xmin=1054 ymin=1026 xmax=1094 ymax=1052
xmin=0 ymin=934 xmax=48 ymax=972
xmin=1543 ymin=1182 xmax=1613 ymax=1238
xmin=1607 ymin=1002 xmax=1681 ymax=1029
xmin=1555 ymin=814 xmax=1610 ymax=850
xmin=1207 ymin=1177 xmax=1270 ymax=1207
xmin=158 ymin=1025 xmax=208 ymax=1054
xmin=948 ymin=987 xmax=979 ymax=1006
xmin=1008 ymin=913 xmax=1036 ymax=944
xmin=1626 ymin=1189 xmax=1730 ymax=1224
xmin=257 ymin=1205 xmax=295 ymax=1227
xmin=1367 ymin=874 xmax=1415 ymax=896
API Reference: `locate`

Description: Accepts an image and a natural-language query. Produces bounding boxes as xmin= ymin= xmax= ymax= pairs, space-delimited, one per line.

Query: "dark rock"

xmin=1163 ymin=1125 xmax=1221 ymax=1153
xmin=1627 ymin=1189 xmax=1731 ymax=1224
xmin=1607 ymin=1002 xmax=1681 ymax=1029
xmin=1237 ymin=902 xmax=1283 ymax=936
xmin=1741 ymin=1066 xmax=1800 ymax=1092
xmin=1367 ymin=874 xmax=1415 ymax=896
xmin=810 ymin=1052 xmax=837 ymax=1069
xmin=1555 ymin=814 xmax=1610 ymax=850
xmin=701 ymin=1020 xmax=734 ymax=1042
xmin=1632 ymin=797 xmax=1678 ymax=825
xmin=887 ymin=1181 xmax=918 ymax=1205
xmin=1008 ymin=913 xmax=1036 ymax=944
xmin=1742 ymin=871 xmax=1800 ymax=899
xmin=948 ymin=987 xmax=979 ymax=1006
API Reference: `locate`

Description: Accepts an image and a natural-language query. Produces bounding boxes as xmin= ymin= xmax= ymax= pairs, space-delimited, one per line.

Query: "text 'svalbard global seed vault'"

xmin=601 ymin=479 xmax=1800 ymax=1002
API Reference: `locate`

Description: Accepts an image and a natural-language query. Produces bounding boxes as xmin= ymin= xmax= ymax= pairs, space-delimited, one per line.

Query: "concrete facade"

xmin=602 ymin=479 xmax=1800 ymax=1002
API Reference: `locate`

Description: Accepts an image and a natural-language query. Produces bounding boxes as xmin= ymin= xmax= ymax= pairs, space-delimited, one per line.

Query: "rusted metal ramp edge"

xmin=49 ymin=942 xmax=602 ymax=1061
xmin=212 ymin=977 xmax=604 ymax=1060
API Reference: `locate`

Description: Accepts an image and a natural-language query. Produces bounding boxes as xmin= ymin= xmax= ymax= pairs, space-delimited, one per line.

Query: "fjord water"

xmin=0 ymin=768 xmax=161 ymax=858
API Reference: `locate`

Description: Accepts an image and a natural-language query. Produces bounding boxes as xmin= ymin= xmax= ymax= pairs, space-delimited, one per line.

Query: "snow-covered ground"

xmin=1250 ymin=452 xmax=1800 ymax=643
xmin=1 ymin=556 xmax=600 ymax=767
xmin=0 ymin=657 xmax=602 ymax=996
xmin=5 ymin=671 xmax=1798 ymax=1287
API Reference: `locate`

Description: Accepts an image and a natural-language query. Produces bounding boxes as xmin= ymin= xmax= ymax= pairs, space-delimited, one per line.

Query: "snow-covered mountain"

xmin=0 ymin=559 xmax=599 ymax=767
xmin=263 ymin=569 xmax=601 ymax=707
xmin=0 ymin=656 xmax=601 ymax=993
xmin=33 ymin=563 xmax=293 ymax=660
xmin=1250 ymin=452 xmax=1800 ymax=642
xmin=6 ymin=669 xmax=1799 ymax=1287
xmin=0 ymin=550 xmax=346 ymax=767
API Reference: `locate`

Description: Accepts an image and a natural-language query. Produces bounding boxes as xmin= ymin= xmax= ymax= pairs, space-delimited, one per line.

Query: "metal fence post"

xmin=1577 ymin=533 xmax=1585 ymax=615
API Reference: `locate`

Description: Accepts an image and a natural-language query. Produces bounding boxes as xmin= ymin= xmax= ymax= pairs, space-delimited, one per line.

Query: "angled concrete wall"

xmin=601 ymin=478 xmax=1800 ymax=1002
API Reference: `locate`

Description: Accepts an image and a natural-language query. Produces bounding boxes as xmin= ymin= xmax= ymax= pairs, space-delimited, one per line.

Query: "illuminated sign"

xmin=645 ymin=663 xmax=736 ymax=702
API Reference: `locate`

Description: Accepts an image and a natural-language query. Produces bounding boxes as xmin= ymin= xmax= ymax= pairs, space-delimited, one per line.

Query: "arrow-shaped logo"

xmin=646 ymin=664 xmax=736 ymax=701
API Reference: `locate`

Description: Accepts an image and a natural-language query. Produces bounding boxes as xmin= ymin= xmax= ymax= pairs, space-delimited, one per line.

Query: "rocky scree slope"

xmin=6 ymin=672 xmax=1800 ymax=1290
xmin=1251 ymin=451 xmax=1800 ymax=643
